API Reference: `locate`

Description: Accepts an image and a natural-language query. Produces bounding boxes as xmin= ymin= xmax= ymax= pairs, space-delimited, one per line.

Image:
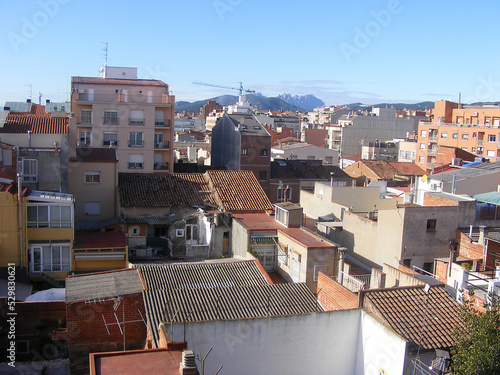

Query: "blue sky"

xmin=1 ymin=0 xmax=500 ymax=108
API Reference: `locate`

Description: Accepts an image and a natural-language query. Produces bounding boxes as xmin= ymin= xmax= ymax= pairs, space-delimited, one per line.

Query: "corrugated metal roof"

xmin=363 ymin=285 xmax=460 ymax=349
xmin=139 ymin=260 xmax=269 ymax=291
xmin=65 ymin=269 xmax=143 ymax=303
xmin=143 ymin=282 xmax=322 ymax=347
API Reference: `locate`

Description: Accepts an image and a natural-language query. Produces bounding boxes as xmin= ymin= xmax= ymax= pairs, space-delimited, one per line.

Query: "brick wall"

xmin=423 ymin=193 xmax=459 ymax=207
xmin=67 ymin=293 xmax=146 ymax=375
xmin=316 ymin=272 xmax=358 ymax=311
xmin=457 ymin=231 xmax=483 ymax=260
xmin=434 ymin=260 xmax=448 ymax=284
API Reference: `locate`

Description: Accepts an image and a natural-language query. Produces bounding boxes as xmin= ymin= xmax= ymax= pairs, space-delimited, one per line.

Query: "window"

xmin=103 ymin=132 xmax=118 ymax=146
xmin=462 ymin=133 xmax=469 ymax=140
xmin=131 ymin=226 xmax=140 ymax=236
xmin=103 ymin=110 xmax=118 ymax=125
xmin=452 ymin=132 xmax=458 ymax=139
xmin=325 ymin=156 xmax=333 ymax=164
xmin=278 ymin=247 xmax=288 ymax=266
xmin=260 ymin=149 xmax=268 ymax=157
xmin=275 ymin=206 xmax=288 ymax=226
xmin=277 ymin=186 xmax=292 ymax=202
xmin=176 ymin=229 xmax=184 ymax=237
xmin=420 ymin=130 xmax=427 ymax=137
xmin=403 ymin=259 xmax=411 ymax=268
xmin=30 ymin=244 xmax=70 ymax=273
xmin=154 ymin=133 xmax=165 ymax=148
xmin=129 ymin=110 xmax=144 ymax=125
xmin=399 ymin=150 xmax=405 ymax=158
xmin=129 ymin=132 xmax=143 ymax=147
xmin=242 ymin=148 xmax=248 ymax=157
xmin=84 ymin=202 xmax=101 ymax=215
xmin=128 ymin=154 xmax=143 ymax=169
xmin=441 ymin=132 xmax=447 ymax=139
xmin=79 ymin=130 xmax=91 ymax=146
xmin=21 ymin=158 xmax=37 ymax=182
xmin=420 ymin=143 xmax=426 ymax=150
xmin=313 ymin=265 xmax=328 ymax=281
xmin=472 ymin=147 xmax=476 ymax=153
xmin=473 ymin=132 xmax=477 ymax=138
xmin=426 ymin=219 xmax=437 ymax=232
xmin=259 ymin=170 xmax=267 ymax=181
xmin=185 ymin=224 xmax=198 ymax=241
xmin=84 ymin=172 xmax=100 ymax=184
xmin=488 ymin=134 xmax=496 ymax=143
xmin=80 ymin=109 xmax=91 ymax=124
xmin=405 ymin=151 xmax=412 ymax=160
xmin=27 ymin=204 xmax=72 ymax=228
xmin=155 ymin=110 xmax=165 ymax=126
xmin=423 ymin=262 xmax=433 ymax=273
xmin=419 ymin=156 xmax=425 ymax=163
xmin=487 ymin=150 xmax=495 ymax=158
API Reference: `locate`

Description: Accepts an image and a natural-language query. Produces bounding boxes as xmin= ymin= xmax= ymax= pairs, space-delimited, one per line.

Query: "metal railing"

xmin=154 ymin=141 xmax=170 ymax=149
xmin=154 ymin=162 xmax=169 ymax=171
xmin=338 ymin=271 xmax=365 ymax=293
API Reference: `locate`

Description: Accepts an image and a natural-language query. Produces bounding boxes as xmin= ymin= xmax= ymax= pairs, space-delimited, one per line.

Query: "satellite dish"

xmin=422 ymin=174 xmax=427 ymax=182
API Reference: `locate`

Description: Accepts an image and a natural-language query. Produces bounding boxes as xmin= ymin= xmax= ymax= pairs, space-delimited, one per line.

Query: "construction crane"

xmin=193 ymin=81 xmax=255 ymax=96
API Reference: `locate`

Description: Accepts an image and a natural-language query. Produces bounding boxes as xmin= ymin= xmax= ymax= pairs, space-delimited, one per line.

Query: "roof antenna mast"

xmin=99 ymin=42 xmax=108 ymax=77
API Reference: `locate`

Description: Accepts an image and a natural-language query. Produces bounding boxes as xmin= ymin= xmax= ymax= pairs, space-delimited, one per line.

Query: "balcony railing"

xmin=103 ymin=117 xmax=119 ymax=125
xmin=75 ymin=92 xmax=173 ymax=105
xmin=76 ymin=117 xmax=92 ymax=125
xmin=128 ymin=142 xmax=144 ymax=147
xmin=427 ymin=148 xmax=438 ymax=155
xmin=128 ymin=162 xmax=143 ymax=169
xmin=103 ymin=140 xmax=118 ymax=147
xmin=427 ymin=162 xmax=436 ymax=169
xmin=154 ymin=141 xmax=170 ymax=149
xmin=155 ymin=119 xmax=171 ymax=128
xmin=477 ymin=140 xmax=484 ymax=146
xmin=154 ymin=162 xmax=169 ymax=171
xmin=129 ymin=119 xmax=144 ymax=125
xmin=428 ymin=135 xmax=438 ymax=142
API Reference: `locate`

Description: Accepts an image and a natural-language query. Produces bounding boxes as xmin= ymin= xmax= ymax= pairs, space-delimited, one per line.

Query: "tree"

xmin=451 ymin=289 xmax=500 ymax=374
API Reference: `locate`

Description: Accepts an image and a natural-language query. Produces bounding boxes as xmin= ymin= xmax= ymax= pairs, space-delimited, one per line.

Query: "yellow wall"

xmin=0 ymin=193 xmax=20 ymax=267
xmin=74 ymin=259 xmax=127 ymax=271
xmin=26 ymin=228 xmax=74 ymax=242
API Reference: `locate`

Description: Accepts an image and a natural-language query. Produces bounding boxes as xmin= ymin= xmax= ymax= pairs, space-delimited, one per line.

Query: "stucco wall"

xmin=170 ymin=311 xmax=362 ymax=375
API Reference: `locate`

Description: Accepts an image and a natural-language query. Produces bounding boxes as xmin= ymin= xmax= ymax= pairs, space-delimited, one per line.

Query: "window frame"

xmin=103 ymin=110 xmax=118 ymax=125
xmin=30 ymin=244 xmax=71 ymax=273
xmin=21 ymin=158 xmax=38 ymax=182
xmin=84 ymin=172 xmax=101 ymax=184
xmin=27 ymin=203 xmax=73 ymax=228
xmin=128 ymin=132 xmax=144 ymax=147
xmin=426 ymin=218 xmax=437 ymax=232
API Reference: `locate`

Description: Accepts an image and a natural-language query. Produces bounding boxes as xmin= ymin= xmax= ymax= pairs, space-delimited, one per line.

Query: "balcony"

xmin=129 ymin=119 xmax=144 ymax=126
xmin=128 ymin=162 xmax=143 ymax=169
xmin=76 ymin=117 xmax=92 ymax=126
xmin=154 ymin=162 xmax=169 ymax=171
xmin=103 ymin=140 xmax=118 ymax=147
xmin=427 ymin=162 xmax=436 ymax=169
xmin=477 ymin=140 xmax=484 ymax=146
xmin=155 ymin=119 xmax=171 ymax=128
xmin=103 ymin=117 xmax=119 ymax=125
xmin=77 ymin=141 xmax=90 ymax=147
xmin=128 ymin=142 xmax=144 ymax=148
xmin=154 ymin=141 xmax=170 ymax=149
xmin=428 ymin=148 xmax=438 ymax=155
xmin=75 ymin=92 xmax=173 ymax=106
xmin=428 ymin=135 xmax=438 ymax=142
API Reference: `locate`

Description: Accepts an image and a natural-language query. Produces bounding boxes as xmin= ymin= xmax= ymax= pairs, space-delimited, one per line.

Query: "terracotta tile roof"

xmin=206 ymin=170 xmax=274 ymax=212
xmin=118 ymin=170 xmax=273 ymax=212
xmin=362 ymin=285 xmax=460 ymax=349
xmin=74 ymin=147 xmax=117 ymax=162
xmin=118 ymin=172 xmax=215 ymax=208
xmin=74 ymin=231 xmax=127 ymax=249
xmin=389 ymin=162 xmax=426 ymax=176
xmin=360 ymin=160 xmax=398 ymax=179
xmin=2 ymin=113 xmax=68 ymax=134
xmin=72 ymin=76 xmax=167 ymax=87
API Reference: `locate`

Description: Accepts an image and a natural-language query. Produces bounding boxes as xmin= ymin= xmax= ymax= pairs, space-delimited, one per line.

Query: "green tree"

xmin=451 ymin=289 xmax=500 ymax=374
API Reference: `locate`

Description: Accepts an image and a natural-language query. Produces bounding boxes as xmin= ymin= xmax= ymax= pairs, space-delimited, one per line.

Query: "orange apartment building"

xmin=417 ymin=100 xmax=500 ymax=171
xmin=69 ymin=66 xmax=175 ymax=173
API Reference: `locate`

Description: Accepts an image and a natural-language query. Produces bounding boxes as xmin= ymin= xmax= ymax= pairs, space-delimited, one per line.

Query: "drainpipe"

xmin=17 ymin=173 xmax=23 ymax=268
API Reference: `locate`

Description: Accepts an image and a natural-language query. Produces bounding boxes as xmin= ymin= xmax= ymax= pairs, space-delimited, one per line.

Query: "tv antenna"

xmin=102 ymin=42 xmax=108 ymax=66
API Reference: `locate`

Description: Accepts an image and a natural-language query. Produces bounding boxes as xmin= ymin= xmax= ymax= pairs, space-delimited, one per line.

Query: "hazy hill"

xmin=343 ymin=101 xmax=435 ymax=111
xmin=277 ymin=93 xmax=325 ymax=111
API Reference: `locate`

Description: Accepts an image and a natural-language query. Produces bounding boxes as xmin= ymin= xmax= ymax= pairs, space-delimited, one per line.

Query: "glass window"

xmin=277 ymin=186 xmax=292 ymax=202
xmin=420 ymin=143 xmax=425 ymax=150
xmin=242 ymin=148 xmax=248 ymax=156
xmin=103 ymin=110 xmax=118 ymax=125
xmin=79 ymin=130 xmax=91 ymax=146
xmin=260 ymin=149 xmax=268 ymax=157
xmin=441 ymin=132 xmax=447 ymax=139
xmin=426 ymin=219 xmax=437 ymax=232
xmin=128 ymin=154 xmax=143 ymax=169
xmin=85 ymin=172 xmax=101 ymax=184
xmin=420 ymin=130 xmax=426 ymax=137
xmin=22 ymin=159 xmax=38 ymax=182
xmin=488 ymin=134 xmax=496 ymax=142
xmin=80 ymin=109 xmax=92 ymax=124
xmin=462 ymin=133 xmax=469 ymax=140
xmin=419 ymin=156 xmax=425 ymax=163
xmin=259 ymin=170 xmax=267 ymax=181
xmin=155 ymin=110 xmax=165 ymax=126
xmin=129 ymin=132 xmax=143 ymax=147
xmin=487 ymin=150 xmax=495 ymax=157
xmin=452 ymin=132 xmax=458 ymax=139
xmin=129 ymin=110 xmax=144 ymax=125
xmin=30 ymin=245 xmax=71 ymax=273
xmin=103 ymin=132 xmax=118 ymax=147
xmin=27 ymin=204 xmax=73 ymax=228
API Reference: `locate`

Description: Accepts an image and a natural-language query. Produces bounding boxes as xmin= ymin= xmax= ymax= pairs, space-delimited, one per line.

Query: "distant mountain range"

xmin=277 ymin=94 xmax=325 ymax=111
xmin=176 ymin=94 xmax=304 ymax=113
